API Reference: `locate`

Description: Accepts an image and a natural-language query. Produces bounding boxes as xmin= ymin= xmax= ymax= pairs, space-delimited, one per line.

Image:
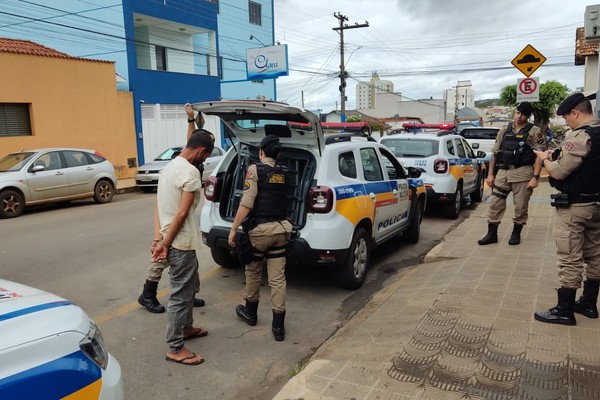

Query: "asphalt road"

xmin=0 ymin=192 xmax=477 ymax=399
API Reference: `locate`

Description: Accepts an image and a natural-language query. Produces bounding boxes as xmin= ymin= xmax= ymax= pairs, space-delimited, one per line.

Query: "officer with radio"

xmin=227 ymin=134 xmax=293 ymax=341
xmin=534 ymin=92 xmax=600 ymax=326
xmin=478 ymin=102 xmax=546 ymax=246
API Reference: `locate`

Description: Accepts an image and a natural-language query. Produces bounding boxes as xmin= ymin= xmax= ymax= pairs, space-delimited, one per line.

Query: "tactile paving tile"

xmin=388 ymin=303 xmax=600 ymax=400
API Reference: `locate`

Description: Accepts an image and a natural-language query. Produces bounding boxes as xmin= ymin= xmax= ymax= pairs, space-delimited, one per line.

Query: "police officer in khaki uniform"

xmin=228 ymin=134 xmax=293 ymax=341
xmin=534 ymin=93 xmax=600 ymax=325
xmin=478 ymin=102 xmax=546 ymax=246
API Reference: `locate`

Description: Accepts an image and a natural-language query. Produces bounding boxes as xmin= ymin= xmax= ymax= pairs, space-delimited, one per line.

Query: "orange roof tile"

xmin=575 ymin=27 xmax=599 ymax=66
xmin=0 ymin=37 xmax=113 ymax=63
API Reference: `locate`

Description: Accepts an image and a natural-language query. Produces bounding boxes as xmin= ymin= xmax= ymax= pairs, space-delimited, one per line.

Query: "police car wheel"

xmin=336 ymin=227 xmax=370 ymax=290
xmin=444 ymin=185 xmax=462 ymax=219
xmin=404 ymin=202 xmax=422 ymax=244
xmin=470 ymin=173 xmax=484 ymax=203
xmin=211 ymin=247 xmax=240 ymax=268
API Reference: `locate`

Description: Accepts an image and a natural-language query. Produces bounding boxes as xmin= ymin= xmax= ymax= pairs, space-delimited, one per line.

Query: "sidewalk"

xmin=274 ymin=181 xmax=600 ymax=400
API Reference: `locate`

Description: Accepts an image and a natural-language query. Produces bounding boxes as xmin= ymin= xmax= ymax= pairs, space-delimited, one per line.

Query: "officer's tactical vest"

xmin=550 ymin=125 xmax=600 ymax=201
xmin=496 ymin=122 xmax=536 ymax=168
xmin=251 ymin=162 xmax=288 ymax=220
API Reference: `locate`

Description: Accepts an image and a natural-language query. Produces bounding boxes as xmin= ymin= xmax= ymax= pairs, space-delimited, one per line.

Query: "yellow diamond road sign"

xmin=511 ymin=44 xmax=546 ymax=77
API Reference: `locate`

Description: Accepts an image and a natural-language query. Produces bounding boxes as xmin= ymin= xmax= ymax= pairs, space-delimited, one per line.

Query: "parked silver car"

xmin=0 ymin=148 xmax=117 ymax=218
xmin=135 ymin=146 xmax=225 ymax=192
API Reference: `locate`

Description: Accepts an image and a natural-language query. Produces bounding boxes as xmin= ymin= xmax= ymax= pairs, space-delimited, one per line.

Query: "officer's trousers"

xmin=245 ymin=222 xmax=289 ymax=313
xmin=487 ymin=175 xmax=533 ymax=225
xmin=554 ymin=204 xmax=600 ymax=289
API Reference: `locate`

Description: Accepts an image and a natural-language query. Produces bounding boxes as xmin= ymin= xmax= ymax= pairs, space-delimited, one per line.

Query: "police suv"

xmin=0 ymin=279 xmax=123 ymax=399
xmin=380 ymin=130 xmax=486 ymax=219
xmin=195 ymin=100 xmax=426 ymax=289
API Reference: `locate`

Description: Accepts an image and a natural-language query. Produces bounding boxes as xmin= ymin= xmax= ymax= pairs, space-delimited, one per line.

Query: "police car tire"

xmin=470 ymin=174 xmax=484 ymax=203
xmin=404 ymin=202 xmax=422 ymax=244
xmin=336 ymin=227 xmax=370 ymax=290
xmin=211 ymin=246 xmax=240 ymax=268
xmin=444 ymin=185 xmax=462 ymax=220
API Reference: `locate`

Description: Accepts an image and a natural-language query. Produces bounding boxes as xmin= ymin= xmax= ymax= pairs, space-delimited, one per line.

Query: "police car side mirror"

xmin=407 ymin=167 xmax=422 ymax=178
xmin=476 ymin=151 xmax=487 ymax=159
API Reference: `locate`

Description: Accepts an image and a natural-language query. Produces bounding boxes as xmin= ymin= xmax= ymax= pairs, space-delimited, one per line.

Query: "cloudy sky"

xmin=273 ymin=0 xmax=594 ymax=112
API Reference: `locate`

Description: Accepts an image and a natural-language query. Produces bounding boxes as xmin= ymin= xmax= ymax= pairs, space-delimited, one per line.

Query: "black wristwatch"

xmin=533 ymin=175 xmax=540 ymax=180
xmin=187 ymin=118 xmax=195 ymax=123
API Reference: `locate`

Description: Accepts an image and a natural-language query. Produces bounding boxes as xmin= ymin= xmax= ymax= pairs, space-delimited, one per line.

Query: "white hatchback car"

xmin=380 ymin=131 xmax=486 ymax=219
xmin=196 ymin=100 xmax=426 ymax=289
xmin=0 ymin=148 xmax=117 ymax=218
xmin=135 ymin=146 xmax=225 ymax=192
xmin=0 ymin=279 xmax=123 ymax=399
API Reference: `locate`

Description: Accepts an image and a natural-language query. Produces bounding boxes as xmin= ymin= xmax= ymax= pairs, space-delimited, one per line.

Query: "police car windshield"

xmin=381 ymin=139 xmax=437 ymax=158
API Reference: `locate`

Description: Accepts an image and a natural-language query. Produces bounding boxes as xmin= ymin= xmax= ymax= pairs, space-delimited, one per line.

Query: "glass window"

xmin=380 ymin=138 xmax=437 ymax=157
xmin=379 ymin=147 xmax=406 ymax=179
xmin=249 ymin=1 xmax=261 ymax=25
xmin=0 ymin=152 xmax=35 ymax=172
xmin=463 ymin=139 xmax=475 ymax=158
xmin=446 ymin=140 xmax=455 ymax=156
xmin=210 ymin=147 xmax=222 ymax=157
xmin=34 ymin=151 xmax=62 ymax=171
xmin=338 ymin=151 xmax=357 ymax=179
xmin=155 ymin=45 xmax=167 ymax=71
xmin=360 ymin=148 xmax=383 ymax=181
xmin=454 ymin=139 xmax=466 ymax=158
xmin=0 ymin=103 xmax=32 ymax=136
xmin=63 ymin=151 xmax=90 ymax=168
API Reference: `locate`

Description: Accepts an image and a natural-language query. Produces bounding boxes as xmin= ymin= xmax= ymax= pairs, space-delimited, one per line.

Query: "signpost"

xmin=517 ymin=77 xmax=539 ymax=102
xmin=511 ymin=44 xmax=546 ymax=77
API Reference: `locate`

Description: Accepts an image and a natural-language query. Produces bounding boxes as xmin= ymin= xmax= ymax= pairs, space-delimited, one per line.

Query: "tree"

xmin=499 ymin=80 xmax=569 ymax=129
xmin=346 ymin=115 xmax=362 ymax=122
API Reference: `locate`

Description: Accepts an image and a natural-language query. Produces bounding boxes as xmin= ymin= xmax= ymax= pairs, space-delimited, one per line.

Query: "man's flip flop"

xmin=165 ymin=353 xmax=205 ymax=365
xmin=183 ymin=327 xmax=208 ymax=340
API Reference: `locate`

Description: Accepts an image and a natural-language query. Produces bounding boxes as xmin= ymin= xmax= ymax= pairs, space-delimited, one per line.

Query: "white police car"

xmin=195 ymin=100 xmax=426 ymax=289
xmin=380 ymin=131 xmax=486 ymax=219
xmin=0 ymin=279 xmax=123 ymax=399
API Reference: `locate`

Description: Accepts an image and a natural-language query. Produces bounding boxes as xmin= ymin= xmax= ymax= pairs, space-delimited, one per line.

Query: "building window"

xmin=155 ymin=45 xmax=167 ymax=71
xmin=249 ymin=1 xmax=261 ymax=25
xmin=0 ymin=103 xmax=31 ymax=136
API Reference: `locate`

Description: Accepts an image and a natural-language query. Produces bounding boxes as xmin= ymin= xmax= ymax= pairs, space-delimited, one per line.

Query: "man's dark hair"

xmin=262 ymin=141 xmax=281 ymax=159
xmin=187 ymin=129 xmax=215 ymax=152
xmin=573 ymin=99 xmax=593 ymax=115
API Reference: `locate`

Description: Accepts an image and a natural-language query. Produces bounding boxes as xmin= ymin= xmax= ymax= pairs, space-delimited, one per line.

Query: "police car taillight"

xmin=204 ymin=176 xmax=218 ymax=201
xmin=308 ymin=186 xmax=333 ymax=213
xmin=433 ymin=158 xmax=448 ymax=174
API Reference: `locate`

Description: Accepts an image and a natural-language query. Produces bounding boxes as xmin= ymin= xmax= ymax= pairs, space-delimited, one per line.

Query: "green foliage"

xmin=498 ymin=81 xmax=569 ymax=127
xmin=346 ymin=115 xmax=362 ymax=122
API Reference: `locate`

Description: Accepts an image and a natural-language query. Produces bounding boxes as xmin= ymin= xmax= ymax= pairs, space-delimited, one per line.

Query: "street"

xmin=0 ymin=192 xmax=476 ymax=399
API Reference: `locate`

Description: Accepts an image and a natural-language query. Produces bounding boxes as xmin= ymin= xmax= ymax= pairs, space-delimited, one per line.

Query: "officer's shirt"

xmin=491 ymin=123 xmax=546 ymax=182
xmin=239 ymin=157 xmax=276 ymax=209
xmin=545 ymin=119 xmax=598 ymax=181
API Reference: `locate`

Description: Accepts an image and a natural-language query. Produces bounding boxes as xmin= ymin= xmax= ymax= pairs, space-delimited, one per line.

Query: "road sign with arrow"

xmin=511 ymin=44 xmax=546 ymax=77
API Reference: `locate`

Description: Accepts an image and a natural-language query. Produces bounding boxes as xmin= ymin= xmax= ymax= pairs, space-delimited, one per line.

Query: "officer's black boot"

xmin=193 ymin=298 xmax=206 ymax=307
xmin=508 ymin=223 xmax=523 ymax=245
xmin=137 ymin=280 xmax=165 ymax=313
xmin=236 ymin=299 xmax=258 ymax=326
xmin=574 ymin=279 xmax=600 ymax=318
xmin=272 ymin=310 xmax=286 ymax=341
xmin=534 ymin=288 xmax=577 ymax=325
xmin=478 ymin=223 xmax=498 ymax=245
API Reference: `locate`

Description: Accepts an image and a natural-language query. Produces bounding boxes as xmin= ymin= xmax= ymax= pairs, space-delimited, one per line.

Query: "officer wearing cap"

xmin=228 ymin=134 xmax=293 ymax=341
xmin=533 ymin=92 xmax=600 ymax=326
xmin=478 ymin=101 xmax=547 ymax=246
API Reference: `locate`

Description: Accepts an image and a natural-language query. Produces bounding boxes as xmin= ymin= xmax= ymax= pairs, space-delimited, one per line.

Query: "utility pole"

xmin=333 ymin=12 xmax=368 ymax=122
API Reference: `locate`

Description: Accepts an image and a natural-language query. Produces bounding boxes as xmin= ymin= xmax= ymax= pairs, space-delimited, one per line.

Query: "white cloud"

xmin=274 ymin=0 xmax=590 ymax=113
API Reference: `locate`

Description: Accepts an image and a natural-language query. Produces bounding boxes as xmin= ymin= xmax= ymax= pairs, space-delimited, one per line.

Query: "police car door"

xmin=454 ymin=138 xmax=477 ymax=193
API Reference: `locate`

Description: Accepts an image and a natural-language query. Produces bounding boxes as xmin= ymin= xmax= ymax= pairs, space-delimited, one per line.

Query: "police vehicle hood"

xmin=192 ymin=100 xmax=324 ymax=151
xmin=0 ymin=279 xmax=90 ymax=351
